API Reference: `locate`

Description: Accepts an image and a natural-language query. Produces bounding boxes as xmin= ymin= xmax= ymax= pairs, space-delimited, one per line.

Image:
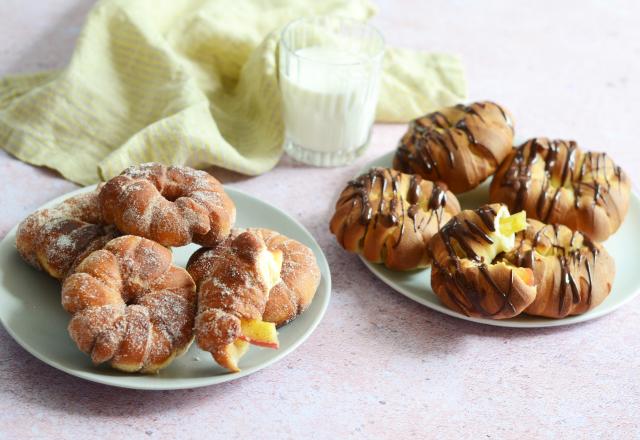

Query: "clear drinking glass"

xmin=279 ymin=16 xmax=385 ymax=166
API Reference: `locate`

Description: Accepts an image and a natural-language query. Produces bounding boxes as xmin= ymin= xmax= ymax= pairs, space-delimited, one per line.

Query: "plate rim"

xmin=357 ymin=150 xmax=640 ymax=328
xmin=0 ymin=184 xmax=332 ymax=390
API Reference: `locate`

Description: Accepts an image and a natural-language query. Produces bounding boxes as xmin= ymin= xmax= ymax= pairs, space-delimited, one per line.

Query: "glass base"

xmin=284 ymin=136 xmax=371 ymax=167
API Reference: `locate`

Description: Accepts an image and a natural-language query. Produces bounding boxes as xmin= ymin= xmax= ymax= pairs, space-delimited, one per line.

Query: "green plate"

xmin=0 ymin=186 xmax=331 ymax=389
xmin=360 ymin=151 xmax=640 ymax=328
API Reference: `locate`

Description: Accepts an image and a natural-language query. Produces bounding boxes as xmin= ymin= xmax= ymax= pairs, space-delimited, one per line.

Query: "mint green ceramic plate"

xmin=0 ymin=186 xmax=331 ymax=389
xmin=360 ymin=151 xmax=640 ymax=328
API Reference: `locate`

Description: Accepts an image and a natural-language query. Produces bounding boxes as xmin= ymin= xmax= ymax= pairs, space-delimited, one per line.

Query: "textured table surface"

xmin=1 ymin=1 xmax=639 ymax=439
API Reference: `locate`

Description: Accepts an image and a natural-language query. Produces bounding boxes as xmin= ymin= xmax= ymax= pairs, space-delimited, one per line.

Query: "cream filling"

xmin=482 ymin=206 xmax=524 ymax=262
xmin=257 ymin=247 xmax=283 ymax=291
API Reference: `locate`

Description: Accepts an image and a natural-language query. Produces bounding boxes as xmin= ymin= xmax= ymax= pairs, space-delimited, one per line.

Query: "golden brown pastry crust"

xmin=330 ymin=168 xmax=461 ymax=271
xmin=188 ymin=228 xmax=321 ymax=327
xmin=502 ymin=219 xmax=614 ymax=318
xmin=393 ymin=101 xmax=514 ymax=193
xmin=187 ymin=231 xmax=280 ymax=371
xmin=99 ymin=163 xmax=235 ymax=247
xmin=61 ymin=236 xmax=196 ymax=373
xmin=16 ymin=187 xmax=120 ymax=280
xmin=429 ymin=204 xmax=537 ymax=319
xmin=489 ymin=138 xmax=630 ymax=242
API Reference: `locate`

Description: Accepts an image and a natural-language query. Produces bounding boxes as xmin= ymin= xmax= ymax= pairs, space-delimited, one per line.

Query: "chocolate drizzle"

xmin=432 ymin=206 xmax=602 ymax=318
xmin=512 ymin=222 xmax=599 ymax=315
xmin=339 ymin=168 xmax=450 ymax=247
xmin=430 ymin=205 xmax=518 ymax=317
xmin=497 ymin=138 xmax=623 ymax=225
xmin=394 ymin=101 xmax=512 ymax=180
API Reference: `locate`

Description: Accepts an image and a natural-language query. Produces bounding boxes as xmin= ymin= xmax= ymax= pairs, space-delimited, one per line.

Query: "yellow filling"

xmin=499 ymin=211 xmax=527 ymax=236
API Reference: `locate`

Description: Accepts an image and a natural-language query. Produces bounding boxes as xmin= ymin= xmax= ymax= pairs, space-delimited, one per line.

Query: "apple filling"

xmin=220 ymin=246 xmax=283 ymax=372
xmin=461 ymin=207 xmax=533 ymax=286
xmin=494 ymin=208 xmax=533 ymax=286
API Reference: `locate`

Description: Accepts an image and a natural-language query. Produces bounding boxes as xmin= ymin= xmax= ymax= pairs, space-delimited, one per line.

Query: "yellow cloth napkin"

xmin=0 ymin=0 xmax=466 ymax=185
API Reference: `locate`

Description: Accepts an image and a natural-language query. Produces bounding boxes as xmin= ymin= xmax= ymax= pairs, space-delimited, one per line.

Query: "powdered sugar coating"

xmin=188 ymin=228 xmax=321 ymax=327
xmin=62 ymin=235 xmax=196 ymax=374
xmin=186 ymin=231 xmax=279 ymax=369
xmin=15 ymin=187 xmax=120 ymax=279
xmin=99 ymin=163 xmax=236 ymax=247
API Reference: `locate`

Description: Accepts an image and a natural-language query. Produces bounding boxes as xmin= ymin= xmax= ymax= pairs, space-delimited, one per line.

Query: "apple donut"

xmin=61 ymin=236 xmax=197 ymax=373
xmin=99 ymin=163 xmax=235 ymax=247
xmin=504 ymin=219 xmax=614 ymax=318
xmin=393 ymin=101 xmax=514 ymax=193
xmin=330 ymin=167 xmax=461 ymax=271
xmin=187 ymin=230 xmax=283 ymax=372
xmin=16 ymin=187 xmax=120 ymax=280
xmin=429 ymin=204 xmax=537 ymax=319
xmin=188 ymin=228 xmax=321 ymax=327
xmin=489 ymin=138 xmax=630 ymax=241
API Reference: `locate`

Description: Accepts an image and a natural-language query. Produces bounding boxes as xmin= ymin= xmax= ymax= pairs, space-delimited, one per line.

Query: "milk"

xmin=280 ymin=46 xmax=381 ymax=153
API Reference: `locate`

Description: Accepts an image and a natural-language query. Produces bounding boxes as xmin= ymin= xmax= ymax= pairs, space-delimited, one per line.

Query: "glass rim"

xmin=280 ymin=15 xmax=385 ymax=66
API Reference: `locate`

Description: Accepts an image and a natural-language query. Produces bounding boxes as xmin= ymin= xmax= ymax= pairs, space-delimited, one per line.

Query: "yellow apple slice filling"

xmin=238 ymin=319 xmax=279 ymax=349
xmin=220 ymin=246 xmax=283 ymax=371
xmin=499 ymin=210 xmax=527 ymax=236
xmin=494 ymin=209 xmax=534 ymax=286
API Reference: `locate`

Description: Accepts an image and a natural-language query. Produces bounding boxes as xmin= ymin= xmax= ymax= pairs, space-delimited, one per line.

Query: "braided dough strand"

xmin=61 ymin=236 xmax=196 ymax=373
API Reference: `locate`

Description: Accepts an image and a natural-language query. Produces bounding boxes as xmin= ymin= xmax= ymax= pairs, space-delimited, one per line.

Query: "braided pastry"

xmin=330 ymin=168 xmax=460 ymax=271
xmin=16 ymin=188 xmax=120 ymax=280
xmin=99 ymin=163 xmax=235 ymax=247
xmin=429 ymin=204 xmax=537 ymax=319
xmin=393 ymin=101 xmax=514 ymax=193
xmin=503 ymin=219 xmax=614 ymax=318
xmin=489 ymin=138 xmax=630 ymax=241
xmin=188 ymin=228 xmax=321 ymax=327
xmin=188 ymin=231 xmax=283 ymax=372
xmin=61 ymin=236 xmax=196 ymax=373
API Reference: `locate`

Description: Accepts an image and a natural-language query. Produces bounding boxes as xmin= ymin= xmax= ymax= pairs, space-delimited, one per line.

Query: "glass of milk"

xmin=279 ymin=16 xmax=384 ymax=166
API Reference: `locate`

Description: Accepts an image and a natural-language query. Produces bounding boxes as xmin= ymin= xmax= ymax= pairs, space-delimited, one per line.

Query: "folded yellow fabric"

xmin=0 ymin=0 xmax=466 ymax=185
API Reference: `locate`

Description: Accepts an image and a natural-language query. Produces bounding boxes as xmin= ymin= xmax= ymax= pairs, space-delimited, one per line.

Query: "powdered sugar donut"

xmin=61 ymin=235 xmax=197 ymax=373
xmin=16 ymin=187 xmax=120 ymax=280
xmin=99 ymin=163 xmax=235 ymax=247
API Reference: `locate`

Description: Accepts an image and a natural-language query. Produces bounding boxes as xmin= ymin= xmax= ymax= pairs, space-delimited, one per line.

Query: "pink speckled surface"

xmin=1 ymin=1 xmax=640 ymax=439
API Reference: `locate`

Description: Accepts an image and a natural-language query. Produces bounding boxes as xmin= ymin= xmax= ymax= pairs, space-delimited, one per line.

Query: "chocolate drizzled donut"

xmin=393 ymin=101 xmax=514 ymax=193
xmin=330 ymin=168 xmax=461 ymax=271
xmin=490 ymin=138 xmax=630 ymax=241
xmin=503 ymin=220 xmax=614 ymax=318
xmin=429 ymin=204 xmax=536 ymax=319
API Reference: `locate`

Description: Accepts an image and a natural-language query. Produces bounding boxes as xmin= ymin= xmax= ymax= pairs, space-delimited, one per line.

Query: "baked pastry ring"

xmin=489 ymin=138 xmax=630 ymax=241
xmin=188 ymin=230 xmax=283 ymax=372
xmin=99 ymin=163 xmax=235 ymax=247
xmin=504 ymin=219 xmax=614 ymax=318
xmin=61 ymin=236 xmax=197 ymax=373
xmin=429 ymin=204 xmax=537 ymax=319
xmin=16 ymin=187 xmax=120 ymax=280
xmin=188 ymin=228 xmax=321 ymax=327
xmin=330 ymin=168 xmax=460 ymax=271
xmin=393 ymin=101 xmax=514 ymax=193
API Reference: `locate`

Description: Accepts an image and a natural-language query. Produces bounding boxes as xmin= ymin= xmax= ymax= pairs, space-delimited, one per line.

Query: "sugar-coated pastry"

xmin=61 ymin=236 xmax=196 ymax=373
xmin=505 ymin=219 xmax=614 ymax=318
xmin=489 ymin=138 xmax=630 ymax=241
xmin=330 ymin=167 xmax=460 ymax=271
xmin=188 ymin=228 xmax=320 ymax=327
xmin=187 ymin=231 xmax=283 ymax=372
xmin=429 ymin=204 xmax=536 ymax=319
xmin=393 ymin=101 xmax=514 ymax=193
xmin=16 ymin=187 xmax=120 ymax=280
xmin=99 ymin=162 xmax=235 ymax=247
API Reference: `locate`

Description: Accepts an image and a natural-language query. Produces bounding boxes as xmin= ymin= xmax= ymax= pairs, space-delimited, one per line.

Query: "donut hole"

xmin=159 ymin=186 xmax=185 ymax=202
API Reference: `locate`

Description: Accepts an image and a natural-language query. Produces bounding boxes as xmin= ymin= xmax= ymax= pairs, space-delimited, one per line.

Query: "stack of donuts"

xmin=330 ymin=101 xmax=630 ymax=319
xmin=16 ymin=163 xmax=321 ymax=373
